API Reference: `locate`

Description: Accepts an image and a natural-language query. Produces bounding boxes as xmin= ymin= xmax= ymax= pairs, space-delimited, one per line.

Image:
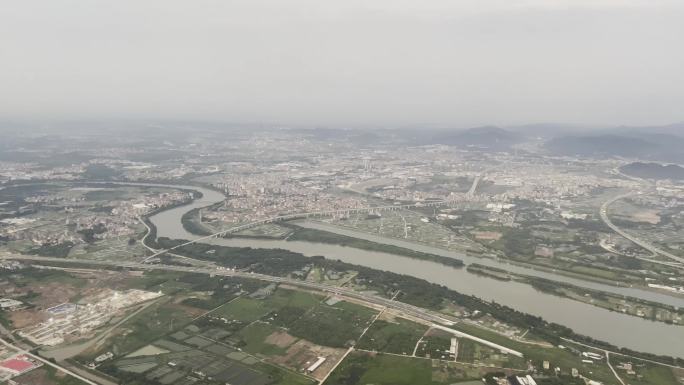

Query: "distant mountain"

xmin=546 ymin=135 xmax=655 ymax=157
xmin=505 ymin=123 xmax=596 ymax=138
xmin=423 ymin=126 xmax=523 ymax=150
xmin=620 ymin=162 xmax=684 ymax=181
xmin=607 ymin=122 xmax=684 ymax=137
xmin=545 ymin=132 xmax=684 ymax=163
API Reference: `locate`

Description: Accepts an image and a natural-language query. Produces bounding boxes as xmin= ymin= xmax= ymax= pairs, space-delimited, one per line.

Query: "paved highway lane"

xmin=600 ymin=193 xmax=684 ymax=264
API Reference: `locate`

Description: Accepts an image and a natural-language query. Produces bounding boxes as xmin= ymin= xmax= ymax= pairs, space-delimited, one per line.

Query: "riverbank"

xmin=154 ymin=235 xmax=684 ymax=366
xmin=303 ymin=220 xmax=679 ymax=291
xmin=296 ymin=220 xmax=684 ymax=302
xmin=282 ymin=223 xmax=464 ymax=268
xmin=141 ymin=181 xmax=684 ymax=358
xmin=466 ymin=264 xmax=684 ymax=327
xmin=179 ymin=209 xmax=466 ymax=268
xmin=467 ymin=264 xmax=512 ymax=281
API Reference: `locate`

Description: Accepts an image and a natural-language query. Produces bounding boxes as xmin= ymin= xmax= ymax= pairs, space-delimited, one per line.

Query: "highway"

xmin=600 ymin=193 xmax=684 ymax=264
xmin=466 ymin=166 xmax=498 ymax=198
xmin=0 ymin=252 xmax=523 ymax=358
xmin=0 ymin=337 xmax=100 ymax=385
xmin=466 ymin=173 xmax=483 ymax=198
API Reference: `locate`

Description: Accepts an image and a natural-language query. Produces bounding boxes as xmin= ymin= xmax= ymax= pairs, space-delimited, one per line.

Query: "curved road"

xmin=600 ymin=193 xmax=684 ymax=264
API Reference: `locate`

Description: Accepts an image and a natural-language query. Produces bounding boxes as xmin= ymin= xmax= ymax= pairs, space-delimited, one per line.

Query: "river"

xmin=147 ymin=183 xmax=684 ymax=358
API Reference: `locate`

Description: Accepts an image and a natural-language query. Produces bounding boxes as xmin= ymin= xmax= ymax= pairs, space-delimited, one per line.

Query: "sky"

xmin=1 ymin=0 xmax=683 ymax=128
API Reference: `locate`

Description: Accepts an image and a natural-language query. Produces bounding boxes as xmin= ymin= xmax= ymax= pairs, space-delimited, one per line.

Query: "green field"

xmin=324 ymin=351 xmax=494 ymax=385
xmin=214 ymin=288 xmax=377 ymax=349
xmin=237 ymin=322 xmax=289 ymax=356
xmin=286 ymin=225 xmax=465 ymax=268
xmin=356 ymin=318 xmax=428 ymax=355
xmin=214 ymin=288 xmax=323 ymax=322
xmin=415 ymin=333 xmax=452 ymax=360
xmin=287 ymin=300 xmax=377 ymax=348
xmin=83 ymin=286 xmax=320 ymax=385
xmin=0 ymin=266 xmax=88 ymax=289
xmin=451 ymin=323 xmax=621 ymax=384
xmin=457 ymin=339 xmax=476 ymax=362
xmin=607 ymin=354 xmax=681 ymax=385
xmin=324 ymin=352 xmax=436 ymax=385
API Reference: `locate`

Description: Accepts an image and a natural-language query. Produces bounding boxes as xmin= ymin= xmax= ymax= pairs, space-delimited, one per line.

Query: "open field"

xmin=356 ymin=316 xmax=428 ymax=355
xmin=73 ymin=282 xmax=379 ymax=385
xmin=323 ymin=350 xmax=516 ymax=385
xmin=453 ymin=322 xmax=684 ymax=385
xmin=12 ymin=366 xmax=90 ymax=385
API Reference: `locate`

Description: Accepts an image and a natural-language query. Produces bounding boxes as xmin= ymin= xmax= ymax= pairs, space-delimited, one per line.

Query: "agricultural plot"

xmin=237 ymin=322 xmax=290 ymax=356
xmin=212 ymin=288 xmax=378 ymax=378
xmin=414 ymin=329 xmax=453 ymax=360
xmin=454 ymin=338 xmax=512 ymax=368
xmin=214 ymin=288 xmax=322 ymax=322
xmin=452 ymin=323 xmax=626 ymax=384
xmin=83 ymin=285 xmax=379 ymax=385
xmin=68 ymin=231 xmax=148 ymax=261
xmin=356 ymin=317 xmax=428 ymax=355
xmin=102 ymin=323 xmax=313 ymax=385
xmin=323 ymin=351 xmax=501 ymax=385
xmin=285 ymin=300 xmax=377 ymax=348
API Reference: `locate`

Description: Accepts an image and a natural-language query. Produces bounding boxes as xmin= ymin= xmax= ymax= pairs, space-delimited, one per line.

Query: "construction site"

xmin=19 ymin=289 xmax=163 ymax=346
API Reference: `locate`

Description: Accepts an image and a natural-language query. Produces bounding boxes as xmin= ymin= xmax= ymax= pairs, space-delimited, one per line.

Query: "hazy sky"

xmin=1 ymin=0 xmax=683 ymax=127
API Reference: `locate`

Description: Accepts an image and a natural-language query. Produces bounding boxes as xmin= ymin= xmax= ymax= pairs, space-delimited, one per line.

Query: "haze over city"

xmin=2 ymin=0 xmax=684 ymax=127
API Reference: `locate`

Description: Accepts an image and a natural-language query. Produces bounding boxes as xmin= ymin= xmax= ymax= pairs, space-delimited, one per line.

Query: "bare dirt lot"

xmin=271 ymin=338 xmax=346 ymax=380
xmin=265 ymin=330 xmax=298 ymax=348
xmin=9 ymin=281 xmax=80 ymax=329
xmin=630 ymin=209 xmax=661 ymax=224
